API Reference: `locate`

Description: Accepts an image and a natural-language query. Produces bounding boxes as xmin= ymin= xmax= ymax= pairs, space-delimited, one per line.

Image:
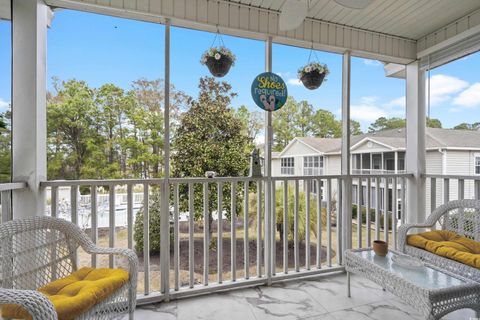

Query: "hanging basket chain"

xmin=307 ymin=43 xmax=320 ymax=64
xmin=210 ymin=25 xmax=226 ymax=49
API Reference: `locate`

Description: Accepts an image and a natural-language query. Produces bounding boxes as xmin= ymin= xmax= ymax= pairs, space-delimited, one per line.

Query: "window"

xmin=475 ymin=155 xmax=480 ymax=175
xmin=303 ymin=156 xmax=323 ymax=175
xmin=281 ymin=157 xmax=294 ymax=175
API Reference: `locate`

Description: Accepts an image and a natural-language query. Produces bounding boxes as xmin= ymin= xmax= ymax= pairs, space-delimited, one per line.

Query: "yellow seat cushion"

xmin=2 ymin=267 xmax=129 ymax=320
xmin=407 ymin=230 xmax=480 ymax=269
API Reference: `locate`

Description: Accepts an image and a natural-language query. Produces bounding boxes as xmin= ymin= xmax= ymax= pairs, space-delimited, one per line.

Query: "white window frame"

xmin=303 ymin=155 xmax=324 ymax=176
xmin=281 ymin=157 xmax=295 ymax=175
xmin=475 ymin=153 xmax=480 ymax=175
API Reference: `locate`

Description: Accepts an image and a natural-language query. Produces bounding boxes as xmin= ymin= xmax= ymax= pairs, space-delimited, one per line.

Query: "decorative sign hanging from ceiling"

xmin=251 ymin=72 xmax=288 ymax=112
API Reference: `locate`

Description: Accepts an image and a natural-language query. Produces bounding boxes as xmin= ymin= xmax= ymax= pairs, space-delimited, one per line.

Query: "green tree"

xmin=368 ymin=117 xmax=442 ymax=132
xmin=454 ymin=122 xmax=480 ymax=131
xmin=172 ymin=76 xmax=251 ymax=239
xmin=311 ymin=109 xmax=341 ymax=138
xmin=235 ymin=105 xmax=263 ymax=145
xmin=0 ymin=111 xmax=11 ymax=182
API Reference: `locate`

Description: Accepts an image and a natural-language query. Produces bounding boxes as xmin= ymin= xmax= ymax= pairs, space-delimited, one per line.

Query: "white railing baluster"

xmin=188 ymin=183 xmax=195 ymax=288
xmin=108 ymin=185 xmax=115 ymax=268
xmin=316 ymin=178 xmax=322 ymax=269
xmin=305 ymin=179 xmax=311 ymax=270
xmin=0 ymin=190 xmax=12 ymax=223
xmin=243 ymin=181 xmax=249 ymax=280
xmin=294 ymin=180 xmax=299 ymax=272
xmin=126 ymin=184 xmax=133 ymax=251
xmin=174 ymin=183 xmax=180 ymax=290
xmin=71 ymin=186 xmax=79 ymax=266
xmin=336 ymin=178 xmax=342 ymax=265
xmin=375 ymin=178 xmax=380 ymax=240
xmin=401 ymin=177 xmax=406 ymax=225
xmin=356 ymin=178 xmax=361 ymax=248
xmin=271 ymin=180 xmax=276 ymax=276
xmin=91 ymin=186 xmax=97 ymax=268
xmin=392 ymin=177 xmax=398 ymax=249
xmin=366 ymin=178 xmax=371 ymax=247
xmin=283 ymin=180 xmax=288 ymax=274
xmin=444 ymin=178 xmax=450 ymax=204
xmin=203 ymin=182 xmax=209 ymax=286
xmin=51 ymin=186 xmax=58 ymax=218
xmin=383 ymin=178 xmax=389 ymax=244
xmin=458 ymin=179 xmax=465 ymax=200
xmin=143 ymin=183 xmax=150 ymax=295
xmin=231 ymin=182 xmax=237 ymax=281
xmin=430 ymin=177 xmax=436 ymax=215
xmin=475 ymin=180 xmax=480 ymax=200
xmin=217 ymin=182 xmax=223 ymax=284
xmin=326 ymin=179 xmax=332 ymax=267
xmin=256 ymin=181 xmax=262 ymax=277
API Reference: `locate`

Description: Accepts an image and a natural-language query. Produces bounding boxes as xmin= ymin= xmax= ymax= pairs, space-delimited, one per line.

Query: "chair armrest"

xmin=397 ymin=223 xmax=432 ymax=252
xmin=83 ymin=246 xmax=138 ymax=309
xmin=0 ymin=288 xmax=57 ymax=320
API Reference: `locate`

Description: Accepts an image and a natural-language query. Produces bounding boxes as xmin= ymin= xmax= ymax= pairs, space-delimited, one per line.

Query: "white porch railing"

xmin=40 ymin=173 xmax=411 ymax=303
xmin=0 ymin=182 xmax=28 ymax=223
xmin=425 ymin=174 xmax=480 ymax=215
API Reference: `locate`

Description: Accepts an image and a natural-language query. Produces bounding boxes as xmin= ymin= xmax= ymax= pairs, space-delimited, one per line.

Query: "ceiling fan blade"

xmin=334 ymin=0 xmax=373 ymax=9
xmin=279 ymin=0 xmax=308 ymax=31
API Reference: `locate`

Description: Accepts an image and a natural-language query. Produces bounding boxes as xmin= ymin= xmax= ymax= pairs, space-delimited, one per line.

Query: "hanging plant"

xmin=200 ymin=46 xmax=236 ymax=78
xmin=298 ymin=62 xmax=329 ymax=90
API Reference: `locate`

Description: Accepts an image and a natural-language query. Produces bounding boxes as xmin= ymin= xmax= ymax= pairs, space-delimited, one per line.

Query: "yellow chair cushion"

xmin=2 ymin=267 xmax=129 ymax=320
xmin=407 ymin=230 xmax=480 ymax=269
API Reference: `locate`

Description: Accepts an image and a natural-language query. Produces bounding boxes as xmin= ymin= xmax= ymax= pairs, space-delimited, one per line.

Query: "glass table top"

xmin=353 ymin=250 xmax=466 ymax=290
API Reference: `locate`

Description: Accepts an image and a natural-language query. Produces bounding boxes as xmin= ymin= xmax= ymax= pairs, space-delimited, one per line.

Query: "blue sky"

xmin=1 ymin=9 xmax=479 ymax=132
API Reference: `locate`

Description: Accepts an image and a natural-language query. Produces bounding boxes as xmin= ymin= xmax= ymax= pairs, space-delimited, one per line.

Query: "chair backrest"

xmin=430 ymin=199 xmax=480 ymax=241
xmin=0 ymin=216 xmax=88 ymax=290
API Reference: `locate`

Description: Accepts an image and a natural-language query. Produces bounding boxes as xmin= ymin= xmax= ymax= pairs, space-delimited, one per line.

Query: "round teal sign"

xmin=251 ymin=72 xmax=288 ymax=111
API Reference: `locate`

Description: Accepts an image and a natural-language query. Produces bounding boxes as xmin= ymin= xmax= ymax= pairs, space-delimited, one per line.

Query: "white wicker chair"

xmin=0 ymin=216 xmax=138 ymax=320
xmin=398 ymin=199 xmax=480 ymax=282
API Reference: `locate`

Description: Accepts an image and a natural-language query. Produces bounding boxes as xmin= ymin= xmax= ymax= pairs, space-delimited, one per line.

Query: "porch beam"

xmin=341 ymin=51 xmax=352 ymax=255
xmin=405 ymin=61 xmax=426 ymax=224
xmin=45 ymin=0 xmax=417 ymax=64
xmin=12 ymin=0 xmax=50 ymax=218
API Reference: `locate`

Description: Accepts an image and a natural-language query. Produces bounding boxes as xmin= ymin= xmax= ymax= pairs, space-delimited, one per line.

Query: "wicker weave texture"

xmin=0 ymin=216 xmax=138 ymax=320
xmin=398 ymin=199 xmax=480 ymax=282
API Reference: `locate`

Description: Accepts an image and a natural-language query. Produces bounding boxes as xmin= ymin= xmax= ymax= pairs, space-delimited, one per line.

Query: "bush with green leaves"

xmin=248 ymin=184 xmax=328 ymax=242
xmin=134 ymin=190 xmax=172 ymax=255
xmin=351 ymin=204 xmax=392 ymax=231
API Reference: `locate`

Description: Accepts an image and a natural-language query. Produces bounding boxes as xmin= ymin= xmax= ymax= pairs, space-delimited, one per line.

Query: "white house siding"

xmin=352 ymin=141 xmax=391 ymax=154
xmin=279 ymin=140 xmax=322 ymax=177
xmin=446 ymin=150 xmax=477 ymax=201
xmin=326 ymin=155 xmax=341 ymax=175
xmin=272 ymin=158 xmax=281 ymax=177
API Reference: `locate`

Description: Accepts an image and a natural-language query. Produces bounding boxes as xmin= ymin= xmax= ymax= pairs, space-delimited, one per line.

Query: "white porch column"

xmin=12 ymin=0 xmax=50 ymax=218
xmin=405 ymin=61 xmax=426 ymax=223
xmin=394 ymin=151 xmax=398 ymax=174
xmin=264 ymin=36 xmax=273 ymax=284
xmin=341 ymin=51 xmax=352 ymax=256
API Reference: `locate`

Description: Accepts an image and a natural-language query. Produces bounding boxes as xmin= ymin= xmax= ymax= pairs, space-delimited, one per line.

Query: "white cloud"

xmin=385 ymin=96 xmax=405 ymax=108
xmin=287 ymin=78 xmax=302 ymax=86
xmin=0 ymin=98 xmax=9 ymax=111
xmin=350 ymin=104 xmax=387 ymax=122
xmin=453 ymin=83 xmax=480 ymax=108
xmin=363 ymin=59 xmax=382 ymax=67
xmin=429 ymin=74 xmax=468 ymax=105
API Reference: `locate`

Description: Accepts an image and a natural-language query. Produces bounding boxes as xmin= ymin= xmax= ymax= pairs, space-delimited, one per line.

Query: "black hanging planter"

xmin=205 ymin=55 xmax=233 ymax=78
xmin=300 ymin=70 xmax=326 ymax=90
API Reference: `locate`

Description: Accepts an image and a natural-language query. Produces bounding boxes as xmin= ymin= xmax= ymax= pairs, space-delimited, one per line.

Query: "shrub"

xmin=134 ymin=190 xmax=172 ymax=255
xmin=351 ymin=204 xmax=392 ymax=230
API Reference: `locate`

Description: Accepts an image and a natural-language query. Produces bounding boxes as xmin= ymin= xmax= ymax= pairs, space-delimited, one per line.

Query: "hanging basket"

xmin=300 ymin=70 xmax=326 ymax=90
xmin=205 ymin=55 xmax=233 ymax=78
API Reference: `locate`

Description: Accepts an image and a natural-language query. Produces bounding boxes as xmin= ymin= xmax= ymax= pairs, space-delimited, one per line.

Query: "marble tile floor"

xmin=128 ymin=274 xmax=477 ymax=320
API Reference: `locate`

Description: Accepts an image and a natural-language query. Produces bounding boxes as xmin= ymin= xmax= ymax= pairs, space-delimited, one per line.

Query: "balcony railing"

xmin=0 ymin=182 xmax=28 ymax=223
xmin=39 ymin=173 xmax=412 ymax=303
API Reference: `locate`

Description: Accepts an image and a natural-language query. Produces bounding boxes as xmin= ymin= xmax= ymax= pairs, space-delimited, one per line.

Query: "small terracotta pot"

xmin=373 ymin=240 xmax=388 ymax=256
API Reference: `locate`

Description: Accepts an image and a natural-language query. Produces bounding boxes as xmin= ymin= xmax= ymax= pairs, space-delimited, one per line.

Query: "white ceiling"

xmin=230 ymin=0 xmax=480 ymax=40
